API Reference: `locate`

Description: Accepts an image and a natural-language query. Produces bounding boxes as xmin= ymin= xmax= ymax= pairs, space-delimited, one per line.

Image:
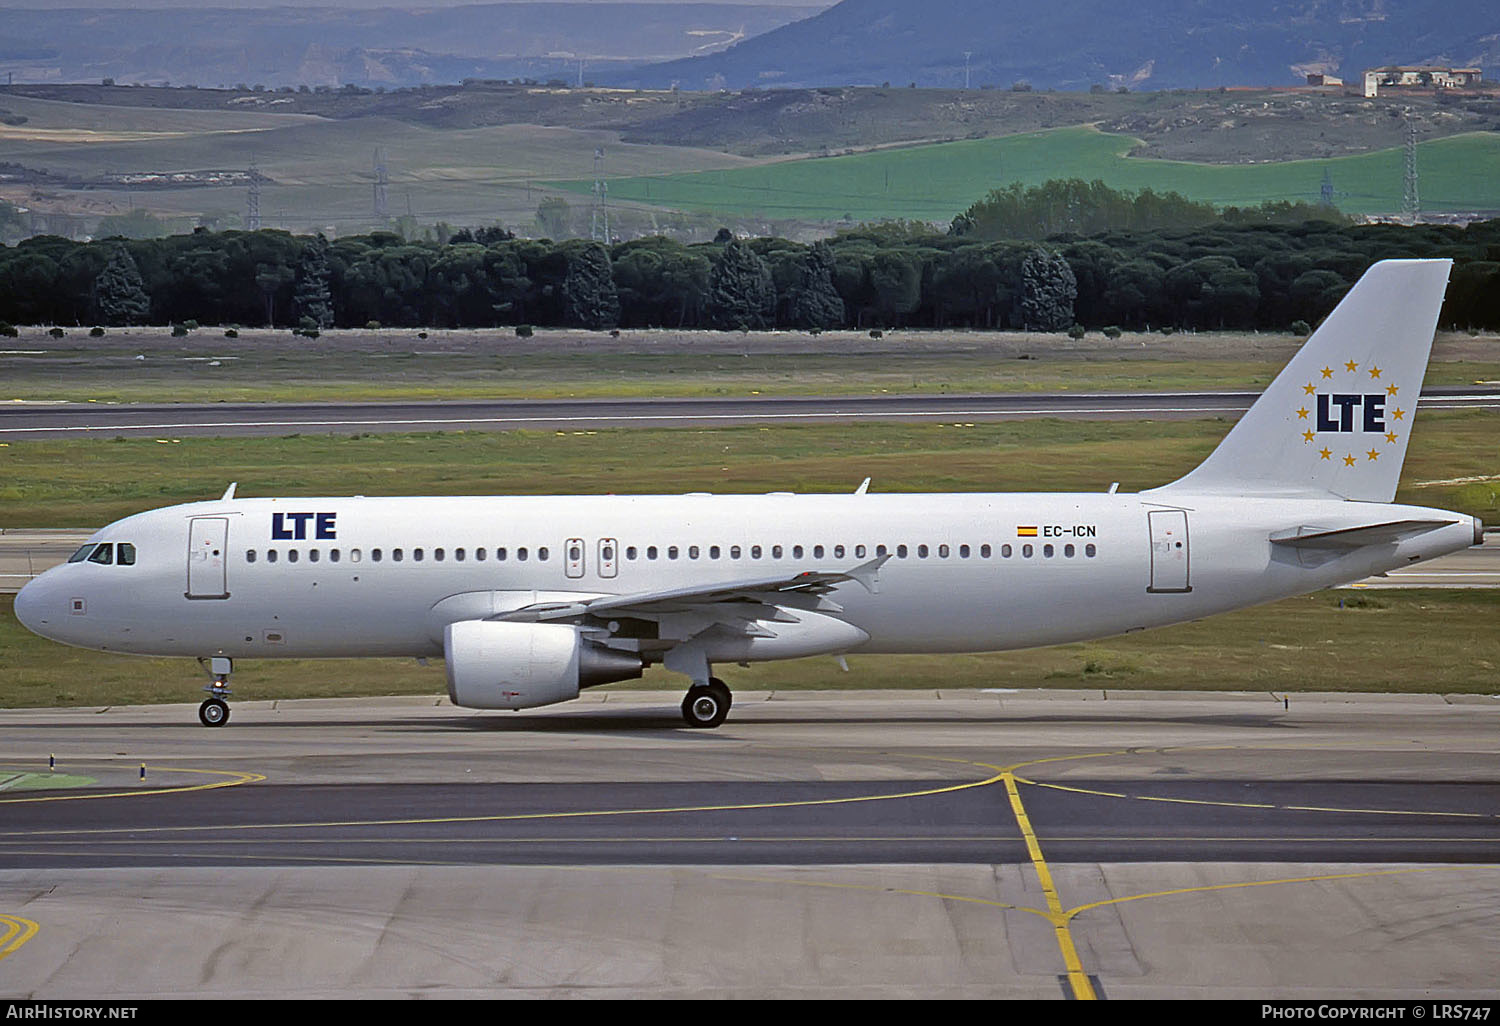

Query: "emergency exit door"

xmin=187 ymin=517 xmax=229 ymax=599
xmin=1147 ymin=509 xmax=1191 ymax=593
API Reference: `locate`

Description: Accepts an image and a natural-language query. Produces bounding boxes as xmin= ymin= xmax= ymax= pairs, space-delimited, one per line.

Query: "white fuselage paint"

xmin=16 ymin=492 xmax=1477 ymax=664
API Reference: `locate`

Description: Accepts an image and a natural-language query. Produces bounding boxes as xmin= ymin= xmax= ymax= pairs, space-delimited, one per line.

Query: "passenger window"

xmin=772 ymin=545 xmax=782 ymax=558
xmin=793 ymin=545 xmax=804 ymax=558
xmin=497 ymin=548 xmax=507 ymax=561
xmin=626 ymin=546 xmax=637 ymax=560
xmin=569 ymin=544 xmax=582 ymax=561
xmin=959 ymin=544 xmax=970 ymax=558
xmin=751 ymin=545 xmax=762 ymax=559
xmin=517 ymin=548 xmax=528 ymax=561
xmin=999 ymin=545 xmax=1010 ymax=558
xmin=371 ymin=548 xmax=382 ymax=562
xmin=454 ymin=548 xmax=464 ymax=561
xmin=980 ymin=544 xmax=991 ymax=558
xmin=647 ymin=546 xmax=658 ymax=560
xmin=710 ymin=545 xmax=720 ymax=559
xmin=730 ymin=545 xmax=741 ymax=559
xmin=917 ymin=544 xmax=928 ymax=558
xmin=855 ymin=544 xmax=866 ymax=558
xmin=308 ymin=549 xmax=320 ymax=563
xmin=68 ymin=544 xmax=95 ymax=563
xmin=668 ymin=546 xmax=679 ymax=560
xmin=87 ymin=543 xmax=114 ymax=565
xmin=413 ymin=548 xmax=423 ymax=562
xmin=897 ymin=544 xmax=908 ymax=558
xmin=350 ymin=549 xmax=361 ymax=563
xmin=435 ymin=548 xmax=445 ymax=562
xmin=1043 ymin=544 xmax=1054 ymax=558
xmin=834 ymin=545 xmax=845 ymax=558
xmin=1064 ymin=543 xmax=1075 ymax=557
xmin=938 ymin=544 xmax=949 ymax=558
xmin=330 ymin=549 xmax=341 ymax=563
xmin=392 ymin=549 xmax=403 ymax=563
xmin=1022 ymin=544 xmax=1033 ymax=558
xmin=689 ymin=545 xmax=700 ymax=559
xmin=1086 ymin=543 xmax=1097 ymax=558
xmin=268 ymin=550 xmax=279 ymax=564
xmin=876 ymin=544 xmax=888 ymax=556
xmin=246 ymin=550 xmax=257 ymax=564
xmin=538 ymin=547 xmax=549 ymax=561
xmin=288 ymin=549 xmax=299 ymax=564
xmin=117 ymin=542 xmax=136 ymax=566
xmin=475 ymin=547 xmax=485 ymax=561
xmin=813 ymin=545 xmax=825 ymax=558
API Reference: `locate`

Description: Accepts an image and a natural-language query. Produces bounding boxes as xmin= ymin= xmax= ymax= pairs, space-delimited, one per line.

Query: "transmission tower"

xmin=1320 ymin=167 xmax=1335 ymax=208
xmin=373 ymin=148 xmax=390 ymax=222
xmin=963 ymin=51 xmax=973 ymax=89
xmin=589 ymin=148 xmax=609 ymax=243
xmin=1402 ymin=117 xmax=1420 ymax=223
xmin=246 ymin=157 xmax=261 ymax=232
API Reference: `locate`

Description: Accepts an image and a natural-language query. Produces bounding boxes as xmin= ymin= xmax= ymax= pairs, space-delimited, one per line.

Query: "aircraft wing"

xmin=1269 ymin=519 xmax=1458 ymax=549
xmin=493 ymin=555 xmax=890 ymax=624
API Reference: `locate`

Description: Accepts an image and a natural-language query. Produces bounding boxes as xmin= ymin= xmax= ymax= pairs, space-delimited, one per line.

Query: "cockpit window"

xmin=68 ymin=544 xmax=96 ymax=563
xmin=87 ymin=543 xmax=114 ymax=565
xmin=117 ymin=542 xmax=136 ymax=566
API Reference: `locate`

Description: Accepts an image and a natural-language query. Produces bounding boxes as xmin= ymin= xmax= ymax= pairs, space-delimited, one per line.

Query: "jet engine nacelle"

xmin=444 ymin=620 xmax=643 ymax=710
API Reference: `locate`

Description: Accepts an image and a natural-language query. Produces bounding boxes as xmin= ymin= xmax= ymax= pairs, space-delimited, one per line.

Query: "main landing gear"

xmin=197 ymin=656 xmax=233 ymax=728
xmin=681 ymin=677 xmax=732 ymax=729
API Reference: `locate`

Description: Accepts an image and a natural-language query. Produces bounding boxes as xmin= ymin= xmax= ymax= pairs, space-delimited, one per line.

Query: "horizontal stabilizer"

xmin=1269 ymin=519 xmax=1456 ymax=549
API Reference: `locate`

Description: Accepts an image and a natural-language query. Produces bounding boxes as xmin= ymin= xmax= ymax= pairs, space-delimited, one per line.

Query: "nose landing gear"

xmin=196 ymin=656 xmax=233 ymax=727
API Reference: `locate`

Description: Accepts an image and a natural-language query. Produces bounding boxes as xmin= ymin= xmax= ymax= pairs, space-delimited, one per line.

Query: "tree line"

xmin=3 ymin=192 xmax=1499 ymax=334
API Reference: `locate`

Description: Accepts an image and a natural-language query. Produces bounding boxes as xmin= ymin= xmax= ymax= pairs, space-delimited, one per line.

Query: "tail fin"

xmin=1150 ymin=258 xmax=1451 ymax=503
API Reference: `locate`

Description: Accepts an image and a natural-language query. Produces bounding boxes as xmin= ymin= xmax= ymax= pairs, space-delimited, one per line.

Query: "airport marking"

xmin=0 ymin=915 xmax=38 ymax=962
xmin=0 ymin=765 xmax=264 ymax=805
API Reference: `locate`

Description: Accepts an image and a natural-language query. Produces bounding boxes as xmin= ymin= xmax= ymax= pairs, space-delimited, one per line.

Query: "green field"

xmin=563 ymin=126 xmax=1500 ymax=221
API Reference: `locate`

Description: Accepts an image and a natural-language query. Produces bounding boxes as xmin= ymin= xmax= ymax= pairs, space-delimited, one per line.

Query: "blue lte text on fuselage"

xmin=271 ymin=512 xmax=337 ymax=541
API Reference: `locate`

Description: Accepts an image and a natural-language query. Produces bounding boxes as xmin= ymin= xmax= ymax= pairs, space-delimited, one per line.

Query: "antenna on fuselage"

xmin=854 ymin=477 xmax=871 ymax=495
xmin=220 ymin=482 xmax=238 ymax=501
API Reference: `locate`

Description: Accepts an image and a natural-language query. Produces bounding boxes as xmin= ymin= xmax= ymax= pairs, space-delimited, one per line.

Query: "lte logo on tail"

xmin=1315 ymin=393 xmax=1386 ymax=433
xmin=271 ymin=512 xmax=337 ymax=540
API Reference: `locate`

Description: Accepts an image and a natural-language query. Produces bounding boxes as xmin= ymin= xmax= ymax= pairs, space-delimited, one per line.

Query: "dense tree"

xmin=561 ymin=241 xmax=620 ymax=330
xmin=93 ymin=245 xmax=150 ymax=325
xmin=784 ymin=241 xmax=844 ymax=330
xmin=707 ymin=239 xmax=775 ymax=330
xmin=1016 ymin=247 xmax=1077 ymax=331
xmin=293 ymin=234 xmax=334 ymax=328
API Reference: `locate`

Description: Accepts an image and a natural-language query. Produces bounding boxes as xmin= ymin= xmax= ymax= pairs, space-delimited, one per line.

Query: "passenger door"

xmin=186 ymin=517 xmax=229 ymax=599
xmin=1147 ymin=509 xmax=1191 ymax=593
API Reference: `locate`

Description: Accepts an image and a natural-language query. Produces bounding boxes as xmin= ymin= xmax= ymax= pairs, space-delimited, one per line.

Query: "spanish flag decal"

xmin=1017 ymin=526 xmax=1038 ymax=537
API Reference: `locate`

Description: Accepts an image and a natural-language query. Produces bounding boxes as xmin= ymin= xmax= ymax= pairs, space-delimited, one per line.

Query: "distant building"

xmin=1363 ymin=66 xmax=1483 ymax=97
xmin=1306 ymin=73 xmax=1343 ymax=87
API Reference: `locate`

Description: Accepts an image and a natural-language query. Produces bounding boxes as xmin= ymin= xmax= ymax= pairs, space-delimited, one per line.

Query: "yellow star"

xmin=1386 ymin=384 xmax=1398 ymax=396
xmin=1302 ymin=429 xmax=1315 ymax=442
xmin=1367 ymin=449 xmax=1380 ymax=461
xmin=1319 ymin=448 xmax=1332 ymax=460
xmin=1344 ymin=360 xmax=1359 ymax=373
xmin=1392 ymin=407 xmax=1405 ymax=420
xmin=1343 ymin=453 xmax=1357 ymax=467
xmin=1369 ymin=366 xmax=1382 ymax=379
xmin=1296 ymin=406 xmax=1309 ymax=419
xmin=1321 ymin=366 xmax=1334 ymax=379
xmin=1385 ymin=431 xmax=1398 ymax=443
xmin=1303 ymin=382 xmax=1316 ymax=395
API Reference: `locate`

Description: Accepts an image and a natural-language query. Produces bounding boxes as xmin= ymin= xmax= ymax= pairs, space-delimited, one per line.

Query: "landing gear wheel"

xmin=198 ymin=697 xmax=230 ymax=728
xmin=681 ymin=680 xmax=731 ymax=729
xmin=709 ymin=677 xmax=732 ymax=713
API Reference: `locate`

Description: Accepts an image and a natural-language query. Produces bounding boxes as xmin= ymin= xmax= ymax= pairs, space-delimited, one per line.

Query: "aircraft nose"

xmin=13 ymin=573 xmax=53 ymax=635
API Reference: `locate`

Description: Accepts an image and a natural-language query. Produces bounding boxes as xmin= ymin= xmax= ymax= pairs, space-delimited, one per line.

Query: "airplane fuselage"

xmin=17 ymin=492 xmax=1480 ymax=663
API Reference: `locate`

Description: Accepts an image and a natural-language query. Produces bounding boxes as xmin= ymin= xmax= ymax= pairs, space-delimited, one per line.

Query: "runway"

xmin=1 ymin=691 xmax=1497 ymax=998
xmin=3 ymin=387 xmax=1498 ymax=439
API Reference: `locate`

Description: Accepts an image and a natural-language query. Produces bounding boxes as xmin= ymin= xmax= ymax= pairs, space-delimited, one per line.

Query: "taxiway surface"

xmin=1 ymin=691 xmax=1496 ymax=999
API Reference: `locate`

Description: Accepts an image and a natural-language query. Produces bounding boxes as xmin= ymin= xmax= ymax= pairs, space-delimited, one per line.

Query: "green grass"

xmin=0 ymin=410 xmax=1493 ymax=527
xmin=3 ymin=589 xmax=1497 ymax=709
xmin=557 ymin=126 xmax=1500 ymax=220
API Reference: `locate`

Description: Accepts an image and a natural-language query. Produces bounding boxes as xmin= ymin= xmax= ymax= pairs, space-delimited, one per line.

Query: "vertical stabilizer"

xmin=1150 ymin=259 xmax=1451 ymax=503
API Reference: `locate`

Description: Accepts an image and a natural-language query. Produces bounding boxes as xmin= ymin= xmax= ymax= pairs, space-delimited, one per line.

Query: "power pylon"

xmin=1402 ymin=117 xmax=1420 ymax=223
xmin=246 ymin=157 xmax=261 ymax=232
xmin=590 ymin=148 xmax=609 ymax=243
xmin=373 ymin=148 xmax=389 ymax=222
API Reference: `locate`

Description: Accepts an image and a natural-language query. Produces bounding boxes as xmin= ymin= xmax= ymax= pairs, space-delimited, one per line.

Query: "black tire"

xmin=199 ymin=697 xmax=230 ymax=728
xmin=708 ymin=677 xmax=732 ymax=712
xmin=681 ymin=684 xmax=729 ymax=729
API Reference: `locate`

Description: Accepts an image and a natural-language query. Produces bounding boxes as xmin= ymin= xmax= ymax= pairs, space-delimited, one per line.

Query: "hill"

xmin=611 ymin=0 xmax=1500 ymax=91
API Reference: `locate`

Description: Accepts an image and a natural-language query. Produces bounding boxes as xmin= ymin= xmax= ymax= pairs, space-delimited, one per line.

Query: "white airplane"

xmin=13 ymin=259 xmax=1482 ymax=729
